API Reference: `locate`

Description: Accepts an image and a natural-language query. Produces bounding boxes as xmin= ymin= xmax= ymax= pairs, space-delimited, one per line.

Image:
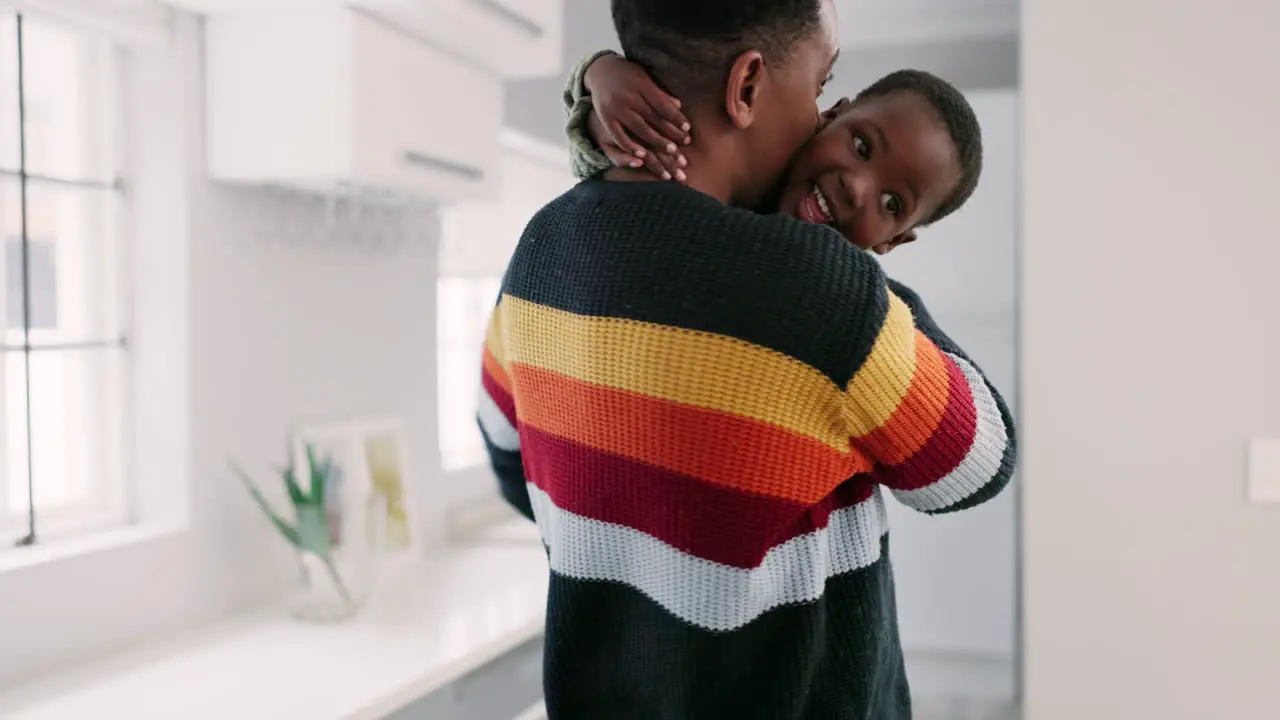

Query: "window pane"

xmin=0 ymin=14 xmax=128 ymax=545
xmin=7 ymin=346 xmax=126 ymax=518
xmin=2 ymin=338 xmax=27 ymax=524
xmin=0 ymin=180 xmax=124 ymax=341
xmin=0 ymin=14 xmax=17 ymax=173
xmin=17 ymin=16 xmax=118 ymax=183
xmin=438 ymin=277 xmax=501 ymax=471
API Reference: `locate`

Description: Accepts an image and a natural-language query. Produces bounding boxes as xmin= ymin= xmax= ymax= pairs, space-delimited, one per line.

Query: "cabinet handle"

xmin=467 ymin=0 xmax=545 ymax=38
xmin=402 ymin=150 xmax=485 ymax=181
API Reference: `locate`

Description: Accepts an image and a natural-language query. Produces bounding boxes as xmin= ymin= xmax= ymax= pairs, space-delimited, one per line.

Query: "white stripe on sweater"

xmin=529 ymin=484 xmax=889 ymax=632
xmin=891 ymin=354 xmax=1009 ymax=512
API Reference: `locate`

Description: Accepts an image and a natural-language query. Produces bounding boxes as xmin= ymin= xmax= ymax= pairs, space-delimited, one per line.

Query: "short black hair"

xmin=855 ymin=69 xmax=983 ymax=225
xmin=612 ymin=0 xmax=826 ymax=103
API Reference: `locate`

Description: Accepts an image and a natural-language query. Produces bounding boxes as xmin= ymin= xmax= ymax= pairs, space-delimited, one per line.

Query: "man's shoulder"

xmin=509 ymin=181 xmax=891 ymax=387
xmin=514 ymin=178 xmax=890 ymax=319
xmin=529 ymin=178 xmax=860 ymax=254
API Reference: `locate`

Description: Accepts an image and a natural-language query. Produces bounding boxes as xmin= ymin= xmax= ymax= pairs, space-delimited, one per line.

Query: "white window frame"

xmin=0 ymin=8 xmax=134 ymax=546
xmin=0 ymin=2 xmax=192 ymax=689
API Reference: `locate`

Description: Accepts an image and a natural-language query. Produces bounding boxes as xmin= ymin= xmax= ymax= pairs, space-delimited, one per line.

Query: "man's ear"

xmin=873 ymin=230 xmax=917 ymax=256
xmin=724 ymin=50 xmax=766 ymax=130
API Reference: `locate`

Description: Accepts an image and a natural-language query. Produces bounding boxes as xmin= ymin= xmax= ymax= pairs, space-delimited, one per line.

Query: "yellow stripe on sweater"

xmin=843 ymin=292 xmax=918 ymax=436
xmin=499 ymin=295 xmax=851 ymax=451
xmin=484 ymin=307 xmax=508 ymax=369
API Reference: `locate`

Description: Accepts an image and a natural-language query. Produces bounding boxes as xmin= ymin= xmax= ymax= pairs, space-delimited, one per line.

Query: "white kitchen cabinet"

xmin=355 ymin=0 xmax=564 ymax=79
xmin=173 ymin=0 xmax=563 ymax=80
xmin=205 ymin=8 xmax=502 ymax=201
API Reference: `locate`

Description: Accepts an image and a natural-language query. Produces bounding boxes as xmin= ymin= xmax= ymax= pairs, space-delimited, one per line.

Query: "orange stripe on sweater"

xmin=482 ymin=345 xmax=512 ymax=395
xmin=498 ymin=295 xmax=851 ymax=451
xmin=857 ymin=332 xmax=950 ymax=464
xmin=511 ymin=364 xmax=871 ymax=504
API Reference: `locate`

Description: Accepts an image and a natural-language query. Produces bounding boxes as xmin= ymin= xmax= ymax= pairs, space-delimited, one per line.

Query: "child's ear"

xmin=873 ymin=230 xmax=917 ymax=256
xmin=819 ymin=97 xmax=852 ymax=129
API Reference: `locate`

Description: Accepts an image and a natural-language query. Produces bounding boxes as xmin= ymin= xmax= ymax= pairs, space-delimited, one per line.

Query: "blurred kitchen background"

xmin=1 ymin=0 xmax=1277 ymax=719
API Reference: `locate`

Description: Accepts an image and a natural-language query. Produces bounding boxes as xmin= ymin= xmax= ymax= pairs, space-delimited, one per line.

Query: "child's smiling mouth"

xmin=797 ymin=184 xmax=835 ymax=225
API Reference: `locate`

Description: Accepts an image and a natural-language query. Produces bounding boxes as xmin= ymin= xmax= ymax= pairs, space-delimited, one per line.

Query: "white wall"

xmin=822 ymin=35 xmax=1018 ymax=107
xmin=184 ymin=183 xmax=441 ymax=597
xmin=0 ymin=15 xmax=443 ymax=686
xmin=1022 ymin=1 xmax=1280 ymax=718
xmin=878 ymin=90 xmax=1017 ymax=698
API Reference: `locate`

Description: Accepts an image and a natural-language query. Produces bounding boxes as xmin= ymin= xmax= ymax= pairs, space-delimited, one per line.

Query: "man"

xmin=476 ymin=1 xmax=1016 ymax=717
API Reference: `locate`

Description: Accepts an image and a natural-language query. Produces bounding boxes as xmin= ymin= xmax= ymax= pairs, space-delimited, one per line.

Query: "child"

xmin=563 ymin=51 xmax=983 ymax=256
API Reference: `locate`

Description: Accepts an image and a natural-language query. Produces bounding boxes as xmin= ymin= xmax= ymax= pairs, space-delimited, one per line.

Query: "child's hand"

xmin=585 ymin=54 xmax=691 ymax=182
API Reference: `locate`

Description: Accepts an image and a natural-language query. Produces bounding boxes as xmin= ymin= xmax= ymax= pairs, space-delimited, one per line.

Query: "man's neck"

xmin=605 ymin=138 xmax=739 ymax=207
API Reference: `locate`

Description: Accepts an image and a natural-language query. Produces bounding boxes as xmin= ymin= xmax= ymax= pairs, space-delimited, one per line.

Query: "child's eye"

xmin=853 ymin=135 xmax=870 ymax=160
xmin=881 ymin=192 xmax=903 ymax=217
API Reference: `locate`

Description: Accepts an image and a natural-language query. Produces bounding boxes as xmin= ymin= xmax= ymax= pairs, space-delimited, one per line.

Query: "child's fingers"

xmin=602 ymin=143 xmax=644 ymax=170
xmin=640 ymin=149 xmax=686 ymax=183
xmin=602 ymin=129 xmax=685 ymax=182
xmin=622 ymin=111 xmax=680 ymax=156
xmin=652 ymin=118 xmax=691 ymax=147
xmin=633 ymin=99 xmax=690 ymax=147
xmin=643 ymin=88 xmax=691 ymax=137
xmin=607 ymin=121 xmax=648 ymax=159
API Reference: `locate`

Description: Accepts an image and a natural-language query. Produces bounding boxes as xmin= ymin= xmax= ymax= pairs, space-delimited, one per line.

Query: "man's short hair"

xmin=612 ymin=0 xmax=826 ymax=103
xmin=855 ymin=70 xmax=983 ymax=225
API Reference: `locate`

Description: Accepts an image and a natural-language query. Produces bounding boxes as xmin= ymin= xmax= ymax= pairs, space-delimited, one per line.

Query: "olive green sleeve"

xmin=564 ymin=49 xmax=619 ymax=179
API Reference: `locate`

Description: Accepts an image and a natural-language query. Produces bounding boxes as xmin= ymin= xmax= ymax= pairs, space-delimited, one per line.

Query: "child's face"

xmin=776 ymin=92 xmax=962 ymax=255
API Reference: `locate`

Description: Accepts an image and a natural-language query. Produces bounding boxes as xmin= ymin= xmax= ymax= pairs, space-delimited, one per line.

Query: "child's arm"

xmin=563 ymin=50 xmax=618 ymax=179
xmin=563 ymin=51 xmax=690 ymax=181
xmin=858 ymin=278 xmax=1017 ymax=514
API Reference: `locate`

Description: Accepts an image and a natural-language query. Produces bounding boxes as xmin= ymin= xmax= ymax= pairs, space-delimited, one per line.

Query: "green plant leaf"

xmin=295 ymin=504 xmax=332 ymax=557
xmin=231 ymin=461 xmax=302 ymax=549
xmin=280 ymin=464 xmax=306 ymax=507
xmin=304 ymin=442 xmax=328 ymax=507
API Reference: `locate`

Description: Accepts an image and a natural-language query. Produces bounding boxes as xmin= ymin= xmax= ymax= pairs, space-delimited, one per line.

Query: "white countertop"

xmin=0 ymin=536 xmax=549 ymax=720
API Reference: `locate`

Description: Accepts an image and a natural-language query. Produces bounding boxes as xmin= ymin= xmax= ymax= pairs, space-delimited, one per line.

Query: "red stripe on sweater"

xmin=482 ymin=365 xmax=518 ymax=428
xmin=522 ymin=423 xmax=875 ymax=569
xmin=873 ymin=352 xmax=977 ymax=490
xmin=788 ymin=479 xmax=877 ymax=536
xmin=511 ymin=364 xmax=869 ymax=504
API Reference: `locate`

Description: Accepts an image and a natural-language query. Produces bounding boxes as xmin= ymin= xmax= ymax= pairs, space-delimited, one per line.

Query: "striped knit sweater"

xmin=478 ymin=177 xmax=1016 ymax=719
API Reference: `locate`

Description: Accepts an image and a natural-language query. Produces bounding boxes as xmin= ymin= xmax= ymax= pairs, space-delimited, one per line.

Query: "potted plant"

xmin=232 ymin=442 xmax=378 ymax=621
